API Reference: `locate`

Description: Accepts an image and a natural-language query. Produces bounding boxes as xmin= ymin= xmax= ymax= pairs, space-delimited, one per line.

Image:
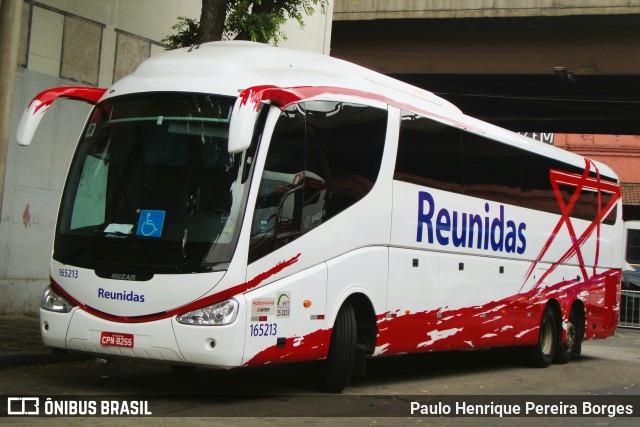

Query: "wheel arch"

xmin=568 ymin=298 xmax=586 ymax=351
xmin=555 ymin=297 xmax=586 ymax=343
xmin=329 ymin=290 xmax=378 ymax=356
xmin=342 ymin=292 xmax=378 ymax=355
xmin=545 ymin=298 xmax=563 ymax=329
xmin=569 ymin=299 xmax=586 ymax=332
xmin=319 ymin=292 xmax=377 ymax=392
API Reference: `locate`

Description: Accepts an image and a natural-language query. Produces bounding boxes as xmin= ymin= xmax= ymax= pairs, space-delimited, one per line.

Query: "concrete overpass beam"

xmin=334 ymin=0 xmax=640 ymax=21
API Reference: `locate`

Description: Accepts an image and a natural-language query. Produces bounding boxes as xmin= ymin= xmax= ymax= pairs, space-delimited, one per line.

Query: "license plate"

xmin=100 ymin=331 xmax=134 ymax=348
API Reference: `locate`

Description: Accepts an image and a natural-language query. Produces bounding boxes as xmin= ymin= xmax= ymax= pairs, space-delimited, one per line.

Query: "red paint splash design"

xmin=29 ymin=87 xmax=107 ymax=114
xmin=243 ymin=268 xmax=619 ymax=366
xmin=53 ymin=253 xmax=301 ymax=323
xmin=244 ymin=327 xmax=331 ymax=366
xmin=374 ymin=268 xmax=619 ymax=356
xmin=238 ymin=85 xmax=277 ymax=110
xmin=237 ymin=85 xmax=387 ymax=112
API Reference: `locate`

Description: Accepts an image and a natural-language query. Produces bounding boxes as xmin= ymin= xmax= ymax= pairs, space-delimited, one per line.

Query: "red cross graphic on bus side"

xmin=524 ymin=158 xmax=621 ymax=289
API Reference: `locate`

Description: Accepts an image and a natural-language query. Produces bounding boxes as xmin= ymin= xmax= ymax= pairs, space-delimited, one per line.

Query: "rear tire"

xmin=319 ymin=303 xmax=357 ymax=393
xmin=554 ymin=309 xmax=581 ymax=364
xmin=528 ymin=306 xmax=557 ymax=368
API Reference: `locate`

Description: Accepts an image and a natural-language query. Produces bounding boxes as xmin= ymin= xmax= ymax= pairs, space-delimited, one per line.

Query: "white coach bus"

xmin=17 ymin=42 xmax=622 ymax=392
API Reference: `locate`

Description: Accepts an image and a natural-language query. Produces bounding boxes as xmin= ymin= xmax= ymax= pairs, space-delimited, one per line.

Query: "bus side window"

xmin=249 ymin=105 xmax=306 ymax=261
xmin=462 ymin=132 xmax=521 ymax=206
xmin=628 ymin=229 xmax=640 ymax=265
xmin=395 ymin=113 xmax=463 ymax=193
xmin=304 ymin=101 xmax=386 ymax=228
xmin=249 ymin=101 xmax=387 ymax=263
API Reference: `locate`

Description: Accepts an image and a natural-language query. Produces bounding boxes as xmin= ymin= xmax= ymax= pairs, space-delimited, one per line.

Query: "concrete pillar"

xmin=0 ymin=0 xmax=23 ymax=214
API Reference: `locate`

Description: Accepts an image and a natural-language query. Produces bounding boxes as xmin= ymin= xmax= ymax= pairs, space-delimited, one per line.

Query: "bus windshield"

xmin=55 ymin=92 xmax=253 ymax=273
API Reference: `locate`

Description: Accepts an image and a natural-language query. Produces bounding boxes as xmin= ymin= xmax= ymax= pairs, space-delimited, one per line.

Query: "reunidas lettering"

xmin=416 ymin=191 xmax=527 ymax=254
xmin=98 ymin=287 xmax=145 ymax=302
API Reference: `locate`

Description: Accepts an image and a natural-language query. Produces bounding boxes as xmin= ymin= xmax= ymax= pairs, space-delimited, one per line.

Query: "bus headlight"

xmin=41 ymin=286 xmax=74 ymax=313
xmin=176 ymin=298 xmax=239 ymax=326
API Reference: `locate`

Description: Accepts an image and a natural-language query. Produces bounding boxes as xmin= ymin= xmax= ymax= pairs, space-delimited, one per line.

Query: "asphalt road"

xmin=1 ymin=328 xmax=639 ymax=426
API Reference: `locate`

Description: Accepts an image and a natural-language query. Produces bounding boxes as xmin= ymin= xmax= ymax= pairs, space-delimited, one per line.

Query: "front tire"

xmin=319 ymin=303 xmax=357 ymax=393
xmin=528 ymin=306 xmax=557 ymax=368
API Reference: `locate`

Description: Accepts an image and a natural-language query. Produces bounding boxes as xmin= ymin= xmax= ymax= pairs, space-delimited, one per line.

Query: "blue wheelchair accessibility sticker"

xmin=136 ymin=210 xmax=166 ymax=238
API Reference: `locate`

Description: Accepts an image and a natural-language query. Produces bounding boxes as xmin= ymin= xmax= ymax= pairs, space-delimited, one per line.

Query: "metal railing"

xmin=619 ymin=290 xmax=640 ymax=329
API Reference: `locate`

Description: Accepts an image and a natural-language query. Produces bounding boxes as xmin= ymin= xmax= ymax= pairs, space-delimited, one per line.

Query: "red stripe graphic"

xmin=237 ymin=85 xmax=473 ymax=133
xmin=29 ymin=87 xmax=106 ymax=113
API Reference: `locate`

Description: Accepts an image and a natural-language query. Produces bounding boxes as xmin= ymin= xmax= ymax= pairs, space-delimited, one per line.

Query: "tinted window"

xmin=520 ymin=150 xmax=564 ymax=216
xmin=627 ymin=229 xmax=640 ymax=265
xmin=249 ymin=101 xmax=387 ymax=261
xmin=462 ymin=132 xmax=521 ymax=206
xmin=395 ymin=113 xmax=463 ymax=193
xmin=551 ymin=171 xmax=617 ymax=225
xmin=395 ymin=111 xmax=618 ymax=225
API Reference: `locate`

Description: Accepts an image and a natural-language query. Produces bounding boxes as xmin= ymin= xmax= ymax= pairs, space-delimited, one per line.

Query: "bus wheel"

xmin=554 ymin=309 xmax=581 ymax=364
xmin=319 ymin=303 xmax=357 ymax=393
xmin=528 ymin=306 xmax=557 ymax=368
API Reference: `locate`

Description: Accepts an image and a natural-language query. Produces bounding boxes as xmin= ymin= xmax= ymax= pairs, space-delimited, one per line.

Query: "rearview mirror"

xmin=17 ymin=86 xmax=106 ymax=146
xmin=228 ymin=85 xmax=303 ymax=153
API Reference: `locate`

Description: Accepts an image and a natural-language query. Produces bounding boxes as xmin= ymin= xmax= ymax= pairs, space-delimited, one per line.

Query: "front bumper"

xmin=40 ymin=304 xmax=247 ymax=368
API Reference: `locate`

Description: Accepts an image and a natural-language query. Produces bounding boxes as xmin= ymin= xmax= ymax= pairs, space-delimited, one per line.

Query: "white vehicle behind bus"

xmin=18 ymin=42 xmax=623 ymax=392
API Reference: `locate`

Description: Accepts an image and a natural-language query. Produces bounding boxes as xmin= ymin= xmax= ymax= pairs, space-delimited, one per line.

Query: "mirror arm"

xmin=17 ymin=86 xmax=107 ymax=146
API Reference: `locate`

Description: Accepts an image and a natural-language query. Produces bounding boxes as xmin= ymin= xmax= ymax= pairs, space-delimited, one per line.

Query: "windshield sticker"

xmin=136 ymin=210 xmax=166 ymax=238
xmin=104 ymin=223 xmax=134 ymax=234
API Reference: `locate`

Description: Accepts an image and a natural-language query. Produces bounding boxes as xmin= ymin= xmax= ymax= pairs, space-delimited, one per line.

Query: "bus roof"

xmin=109 ymin=41 xmax=459 ymax=113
